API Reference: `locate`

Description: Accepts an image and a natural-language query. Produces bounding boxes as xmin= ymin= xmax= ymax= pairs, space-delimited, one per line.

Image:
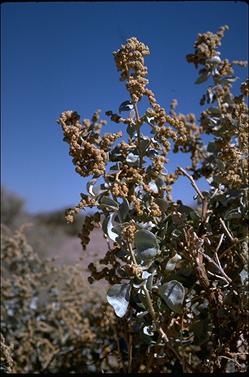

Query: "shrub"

xmin=0 ymin=188 xmax=86 ymax=259
xmin=0 ymin=333 xmax=15 ymax=374
xmin=1 ymin=187 xmax=26 ymax=229
xmin=57 ymin=25 xmax=248 ymax=373
xmin=1 ymin=224 xmax=124 ymax=373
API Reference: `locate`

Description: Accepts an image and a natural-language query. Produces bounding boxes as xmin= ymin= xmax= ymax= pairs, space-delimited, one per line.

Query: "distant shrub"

xmin=1 ymin=225 xmax=123 ymax=373
xmin=0 ymin=333 xmax=15 ymax=374
xmin=34 ymin=208 xmax=85 ymax=237
xmin=0 ymin=188 xmax=89 ymax=259
xmin=58 ymin=26 xmax=248 ymax=372
xmin=1 ymin=187 xmax=26 ymax=228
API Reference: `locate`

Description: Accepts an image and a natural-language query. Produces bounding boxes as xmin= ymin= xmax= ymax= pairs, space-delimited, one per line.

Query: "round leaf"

xmin=87 ymin=178 xmax=98 ymax=196
xmin=148 ymin=181 xmax=158 ymax=194
xmin=118 ymin=198 xmax=130 ymax=222
xmin=102 ymin=213 xmax=120 ymax=242
xmin=159 ymin=280 xmax=185 ymax=313
xmin=165 ymin=253 xmax=182 ymax=271
xmin=99 ymin=196 xmax=119 ymax=211
xmin=119 ymin=100 xmax=134 ymax=113
xmin=126 ymin=152 xmax=139 ymax=163
xmin=134 ymin=229 xmax=158 ymax=252
xmin=140 ymin=247 xmax=158 ymax=260
xmin=107 ymin=283 xmax=131 ymax=318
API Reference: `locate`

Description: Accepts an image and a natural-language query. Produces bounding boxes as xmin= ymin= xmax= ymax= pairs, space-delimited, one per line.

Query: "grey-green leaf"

xmin=102 ymin=213 xmax=120 ymax=242
xmin=195 ymin=70 xmax=209 ymax=84
xmin=224 ymin=207 xmax=242 ymax=220
xmin=126 ymin=152 xmax=139 ymax=163
xmin=140 ymin=247 xmax=158 ymax=260
xmin=118 ymin=198 xmax=130 ymax=222
xmin=165 ymin=253 xmax=182 ymax=271
xmin=148 ymin=181 xmax=158 ymax=194
xmin=107 ymin=283 xmax=131 ymax=318
xmin=159 ymin=280 xmax=185 ymax=313
xmin=87 ymin=178 xmax=98 ymax=196
xmin=108 ymin=214 xmax=119 ymax=241
xmin=119 ymin=100 xmax=134 ymax=113
xmin=145 ymin=116 xmax=155 ymax=125
xmin=99 ymin=196 xmax=119 ymax=210
xmin=140 ymin=137 xmax=150 ymax=155
xmin=134 ymin=229 xmax=158 ymax=252
xmin=88 ymin=180 xmax=108 ymax=197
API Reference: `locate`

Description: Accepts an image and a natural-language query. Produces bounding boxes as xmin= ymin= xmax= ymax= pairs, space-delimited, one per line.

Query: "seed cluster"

xmin=65 ymin=194 xmax=97 ymax=224
xmin=113 ymin=37 xmax=150 ymax=102
xmin=58 ymin=110 xmax=107 ymax=178
xmin=105 ymin=110 xmax=135 ymax=127
xmin=203 ymin=83 xmax=248 ymax=188
xmin=111 ymin=182 xmax=129 ymax=198
xmin=186 ymin=25 xmax=229 ymax=66
xmin=131 ymin=195 xmax=143 ymax=216
xmin=100 ymin=131 xmax=123 ymax=151
xmin=121 ymin=221 xmax=137 ymax=242
xmin=185 ymin=26 xmax=249 ymax=188
xmin=240 ymin=79 xmax=249 ymax=97
xmin=78 ymin=213 xmax=101 ymax=250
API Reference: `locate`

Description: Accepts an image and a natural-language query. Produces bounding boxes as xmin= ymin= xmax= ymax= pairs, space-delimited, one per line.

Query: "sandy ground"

xmin=51 ymin=228 xmax=108 ymax=267
xmin=48 ymin=228 xmax=110 ymax=294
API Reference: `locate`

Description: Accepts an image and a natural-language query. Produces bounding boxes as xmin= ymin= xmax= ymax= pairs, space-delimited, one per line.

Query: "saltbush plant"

xmin=58 ymin=26 xmax=248 ymax=373
xmin=1 ymin=225 xmax=122 ymax=373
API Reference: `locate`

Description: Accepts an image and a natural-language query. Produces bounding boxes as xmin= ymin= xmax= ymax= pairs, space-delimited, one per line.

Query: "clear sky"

xmin=1 ymin=1 xmax=248 ymax=213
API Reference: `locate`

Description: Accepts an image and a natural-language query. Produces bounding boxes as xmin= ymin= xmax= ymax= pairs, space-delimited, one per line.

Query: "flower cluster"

xmin=58 ymin=110 xmax=107 ymax=178
xmin=65 ymin=194 xmax=97 ymax=224
xmin=78 ymin=213 xmax=101 ymax=250
xmin=186 ymin=25 xmax=229 ymax=66
xmin=121 ymin=221 xmax=137 ymax=242
xmin=113 ymin=37 xmax=150 ymax=102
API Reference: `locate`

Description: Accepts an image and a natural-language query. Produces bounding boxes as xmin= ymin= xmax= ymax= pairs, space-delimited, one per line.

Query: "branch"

xmin=127 ymin=242 xmax=169 ymax=342
xmin=216 ymin=233 xmax=225 ymax=253
xmin=127 ymin=242 xmax=138 ymax=266
xmin=143 ymin=284 xmax=169 ymax=342
xmin=132 ymin=101 xmax=143 ymax=169
xmin=178 ymin=167 xmax=204 ymax=200
xmin=197 ymin=249 xmax=232 ymax=285
xmin=219 ymin=218 xmax=234 ymax=242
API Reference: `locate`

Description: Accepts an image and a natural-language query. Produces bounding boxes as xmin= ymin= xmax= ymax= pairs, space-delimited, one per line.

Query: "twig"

xmin=178 ymin=167 xmax=204 ymax=200
xmin=216 ymin=233 xmax=225 ymax=253
xmin=103 ymin=232 xmax=113 ymax=251
xmin=214 ymin=251 xmax=223 ymax=270
xmin=127 ymin=242 xmax=169 ymax=343
xmin=128 ymin=333 xmax=133 ymax=373
xmin=197 ymin=249 xmax=232 ymax=285
xmin=132 ymin=101 xmax=143 ymax=169
xmin=114 ymin=327 xmax=126 ymax=373
xmin=218 ymin=355 xmax=244 ymax=369
xmin=219 ymin=236 xmax=245 ymax=260
xmin=143 ymin=284 xmax=169 ymax=342
xmin=127 ymin=242 xmax=138 ymax=266
xmin=40 ymin=348 xmax=61 ymax=373
xmin=207 ymin=270 xmax=230 ymax=285
xmin=219 ymin=218 xmax=234 ymax=242
xmin=210 ymin=188 xmax=219 ymax=199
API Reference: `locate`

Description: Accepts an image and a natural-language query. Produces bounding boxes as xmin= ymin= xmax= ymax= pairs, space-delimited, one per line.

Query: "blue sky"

xmin=1 ymin=1 xmax=248 ymax=213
